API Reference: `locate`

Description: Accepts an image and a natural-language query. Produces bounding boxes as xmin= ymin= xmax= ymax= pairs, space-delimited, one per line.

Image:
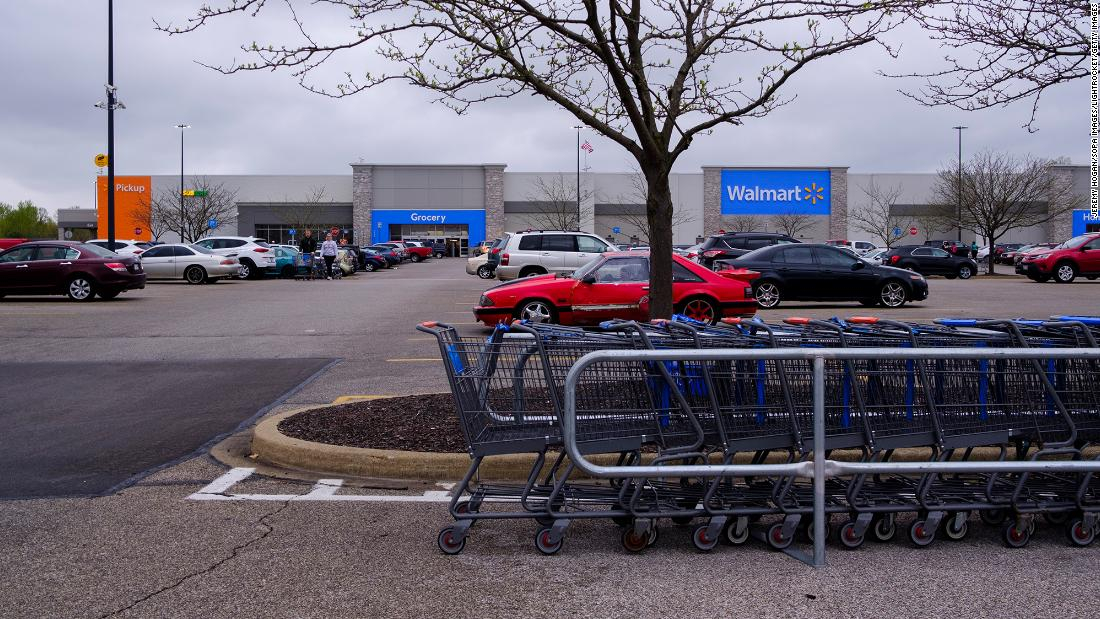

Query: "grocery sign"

xmin=720 ymin=169 xmax=831 ymax=216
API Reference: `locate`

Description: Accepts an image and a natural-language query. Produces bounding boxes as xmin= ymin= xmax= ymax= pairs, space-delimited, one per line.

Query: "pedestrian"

xmin=970 ymin=241 xmax=978 ymax=260
xmin=320 ymin=233 xmax=339 ymax=280
xmin=298 ymin=229 xmax=318 ymax=280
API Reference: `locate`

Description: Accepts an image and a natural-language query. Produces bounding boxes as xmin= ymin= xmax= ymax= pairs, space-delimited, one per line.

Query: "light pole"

xmin=953 ymin=125 xmax=967 ymax=244
xmin=176 ymin=124 xmax=190 ymax=241
xmin=93 ymin=0 xmax=126 ymax=247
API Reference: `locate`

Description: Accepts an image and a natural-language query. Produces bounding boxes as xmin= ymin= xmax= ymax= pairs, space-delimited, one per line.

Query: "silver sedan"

xmin=139 ymin=243 xmax=243 ymax=284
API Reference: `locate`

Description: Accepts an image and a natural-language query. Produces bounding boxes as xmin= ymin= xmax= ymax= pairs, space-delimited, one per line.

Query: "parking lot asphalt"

xmin=1 ymin=258 xmax=1099 ymax=617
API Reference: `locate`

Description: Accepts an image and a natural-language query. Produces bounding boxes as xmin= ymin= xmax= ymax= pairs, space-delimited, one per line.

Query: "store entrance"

xmin=390 ymin=223 xmax=470 ymax=256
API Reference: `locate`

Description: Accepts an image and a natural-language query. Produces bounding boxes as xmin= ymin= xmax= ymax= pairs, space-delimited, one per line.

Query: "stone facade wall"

xmin=702 ymin=167 xmax=722 ymax=235
xmin=828 ymin=167 xmax=849 ymax=239
xmin=1047 ymin=166 xmax=1077 ymax=241
xmin=484 ymin=165 xmax=506 ymax=240
xmin=350 ymin=164 xmax=373 ymax=243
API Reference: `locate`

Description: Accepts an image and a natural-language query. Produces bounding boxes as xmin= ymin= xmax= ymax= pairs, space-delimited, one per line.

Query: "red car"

xmin=473 ymin=251 xmax=759 ymax=326
xmin=1018 ymin=233 xmax=1100 ymax=283
xmin=381 ymin=241 xmax=432 ymax=263
xmin=0 ymin=240 xmax=146 ymax=301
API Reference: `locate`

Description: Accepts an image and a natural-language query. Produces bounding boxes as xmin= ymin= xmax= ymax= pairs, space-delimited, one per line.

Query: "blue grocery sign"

xmin=720 ymin=169 xmax=831 ymax=215
xmin=208 ymin=218 xmax=218 ymax=229
xmin=369 ymin=209 xmax=486 ymax=245
xmin=1071 ymin=209 xmax=1100 ymax=236
xmin=612 ymin=226 xmax=621 ymax=234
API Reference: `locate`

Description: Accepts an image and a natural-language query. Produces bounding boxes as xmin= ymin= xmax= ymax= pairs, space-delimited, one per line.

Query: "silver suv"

xmin=495 ymin=231 xmax=612 ymax=280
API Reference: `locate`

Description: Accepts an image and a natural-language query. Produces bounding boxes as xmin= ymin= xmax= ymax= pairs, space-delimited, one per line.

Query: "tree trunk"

xmin=986 ymin=235 xmax=996 ymax=275
xmin=643 ymin=170 xmax=674 ymax=320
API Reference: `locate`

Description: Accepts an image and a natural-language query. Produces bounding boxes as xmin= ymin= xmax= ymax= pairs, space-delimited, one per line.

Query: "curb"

xmin=250 ymin=405 xmax=1063 ymax=482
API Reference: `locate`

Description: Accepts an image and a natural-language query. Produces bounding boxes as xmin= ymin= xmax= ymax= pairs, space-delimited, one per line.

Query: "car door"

xmin=27 ymin=245 xmax=78 ymax=290
xmin=926 ymin=247 xmax=953 ymax=274
xmin=537 ymin=234 xmax=571 ymax=273
xmin=1079 ymin=237 xmax=1100 ymax=274
xmin=570 ymin=256 xmax=650 ymax=323
xmin=0 ymin=246 xmax=40 ymax=291
xmin=138 ymin=246 xmax=174 ymax=278
xmin=813 ymin=246 xmax=875 ymax=299
xmin=574 ymin=235 xmax=610 ymax=270
xmin=172 ymin=245 xmax=203 ymax=276
xmin=772 ymin=245 xmax=820 ymax=299
xmin=908 ymin=247 xmax=935 ymax=274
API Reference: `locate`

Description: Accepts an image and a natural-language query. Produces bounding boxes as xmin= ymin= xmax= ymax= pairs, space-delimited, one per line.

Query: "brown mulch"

xmin=278 ymin=393 xmax=467 ymax=453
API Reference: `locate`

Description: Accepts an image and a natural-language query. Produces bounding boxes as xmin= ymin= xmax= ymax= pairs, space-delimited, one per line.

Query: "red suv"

xmin=1018 ymin=233 xmax=1100 ymax=283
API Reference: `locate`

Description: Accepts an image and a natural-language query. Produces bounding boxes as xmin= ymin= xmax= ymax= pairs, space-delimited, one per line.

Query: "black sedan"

xmin=881 ymin=245 xmax=978 ymax=279
xmin=0 ymin=241 xmax=145 ymax=301
xmin=717 ymin=244 xmax=929 ymax=308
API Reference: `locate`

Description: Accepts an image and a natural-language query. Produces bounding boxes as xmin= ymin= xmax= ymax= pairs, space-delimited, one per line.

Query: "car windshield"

xmin=1059 ymin=234 xmax=1094 ymax=249
xmin=189 ymin=244 xmax=216 ymax=255
xmin=572 ymin=255 xmax=605 ymax=280
xmin=78 ymin=243 xmax=118 ymax=258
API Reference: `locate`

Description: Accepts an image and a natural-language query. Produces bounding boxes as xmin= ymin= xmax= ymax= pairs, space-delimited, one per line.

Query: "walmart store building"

xmin=89 ymin=163 xmax=1098 ymax=253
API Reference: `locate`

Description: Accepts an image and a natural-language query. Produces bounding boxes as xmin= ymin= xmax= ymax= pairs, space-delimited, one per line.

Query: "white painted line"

xmin=187 ymin=467 xmax=454 ymax=503
xmin=188 ymin=467 xmax=256 ymax=499
xmin=301 ymin=478 xmax=344 ymax=498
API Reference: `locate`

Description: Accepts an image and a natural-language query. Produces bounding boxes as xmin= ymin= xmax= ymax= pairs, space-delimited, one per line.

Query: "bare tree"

xmin=134 ymin=189 xmax=175 ymax=241
xmin=723 ymin=214 xmax=763 ymax=233
xmin=275 ymin=185 xmax=331 ymax=238
xmin=930 ymin=151 xmax=1083 ymax=273
xmin=160 ymin=0 xmax=913 ymax=319
xmin=772 ymin=211 xmax=817 ymax=238
xmin=851 ymin=179 xmax=911 ymax=248
xmin=140 ymin=177 xmax=238 ymax=243
xmin=521 ymin=175 xmax=591 ymax=231
xmin=912 ymin=212 xmax=953 ymax=244
xmin=892 ymin=1 xmax=1089 ymax=129
xmin=608 ymin=172 xmax=696 ymax=244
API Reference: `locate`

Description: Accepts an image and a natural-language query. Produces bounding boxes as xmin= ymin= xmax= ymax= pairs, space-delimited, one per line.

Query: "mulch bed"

xmin=279 ymin=393 xmax=467 ymax=453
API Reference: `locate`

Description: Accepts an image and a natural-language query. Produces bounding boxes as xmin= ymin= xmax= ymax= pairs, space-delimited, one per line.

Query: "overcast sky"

xmin=0 ymin=2 xmax=1089 ymax=215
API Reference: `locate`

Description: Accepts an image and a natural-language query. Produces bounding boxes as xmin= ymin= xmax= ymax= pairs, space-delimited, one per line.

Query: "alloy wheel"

xmin=755 ymin=283 xmax=780 ymax=308
xmin=68 ymin=278 xmax=92 ymax=300
xmin=520 ymin=301 xmax=553 ymax=323
xmin=880 ymin=282 xmax=905 ymax=307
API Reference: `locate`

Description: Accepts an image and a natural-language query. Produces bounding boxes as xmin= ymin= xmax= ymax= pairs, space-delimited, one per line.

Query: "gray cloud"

xmin=0 ymin=2 xmax=1088 ymax=215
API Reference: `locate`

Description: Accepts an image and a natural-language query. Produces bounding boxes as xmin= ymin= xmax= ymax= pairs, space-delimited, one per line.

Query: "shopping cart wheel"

xmin=767 ymin=522 xmax=794 ymax=550
xmin=454 ymin=500 xmax=473 ymax=515
xmin=871 ymin=516 xmax=897 ymax=543
xmin=908 ymin=520 xmax=935 ymax=547
xmin=1066 ymin=520 xmax=1096 ymax=547
xmin=838 ymin=521 xmax=865 ymax=550
xmin=805 ymin=520 xmax=831 ymax=544
xmin=646 ymin=526 xmax=660 ymax=547
xmin=943 ymin=514 xmax=969 ymax=541
xmin=534 ymin=528 xmax=563 ymax=555
xmin=1002 ymin=522 xmax=1031 ymax=548
xmin=979 ymin=508 xmax=1006 ymax=526
xmin=621 ymin=528 xmax=649 ymax=553
xmin=437 ymin=527 xmax=466 ymax=555
xmin=692 ymin=524 xmax=720 ymax=551
xmin=723 ymin=517 xmax=751 ymax=545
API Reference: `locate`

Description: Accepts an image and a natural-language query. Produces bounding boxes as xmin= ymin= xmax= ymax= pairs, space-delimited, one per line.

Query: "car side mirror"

xmin=581 ymin=274 xmax=597 ymax=284
xmin=851 ymin=261 xmax=865 ymax=270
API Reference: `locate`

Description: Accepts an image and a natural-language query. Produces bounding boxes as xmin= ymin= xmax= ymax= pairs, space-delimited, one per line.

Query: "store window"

xmin=254 ymin=224 xmax=353 ymax=245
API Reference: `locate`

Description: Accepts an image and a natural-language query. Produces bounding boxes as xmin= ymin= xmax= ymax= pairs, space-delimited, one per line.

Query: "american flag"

xmin=580 ymin=140 xmax=594 ymax=154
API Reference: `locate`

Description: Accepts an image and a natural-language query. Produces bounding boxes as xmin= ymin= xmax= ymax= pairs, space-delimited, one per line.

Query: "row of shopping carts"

xmin=418 ymin=314 xmax=1100 ymax=555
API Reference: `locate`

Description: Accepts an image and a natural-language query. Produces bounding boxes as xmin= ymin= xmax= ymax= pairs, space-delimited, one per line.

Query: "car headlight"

xmin=909 ymin=274 xmax=924 ymax=281
xmin=1032 ymin=253 xmax=1050 ymax=260
xmin=479 ymin=294 xmax=494 ymax=307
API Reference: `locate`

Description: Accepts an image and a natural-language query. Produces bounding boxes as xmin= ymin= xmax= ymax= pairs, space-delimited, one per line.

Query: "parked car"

xmin=826 ymin=239 xmax=878 ymax=255
xmin=976 ymin=245 xmax=991 ymax=261
xmin=381 ymin=241 xmax=432 ymax=262
xmin=404 ymin=239 xmax=447 ymax=258
xmin=272 ymin=246 xmax=301 ymax=278
xmin=719 ymin=244 xmax=928 ymax=309
xmin=192 ymin=236 xmax=276 ymax=279
xmin=474 ymin=251 xmax=758 ymax=326
xmin=354 ymin=248 xmax=388 ymax=272
xmin=466 ymin=252 xmax=494 ymax=279
xmin=1017 ymin=233 xmax=1100 ymax=283
xmin=494 ymin=230 xmax=614 ymax=281
xmin=993 ymin=243 xmax=1026 ymax=264
xmin=862 ymin=247 xmax=890 ymax=265
xmin=365 ymin=245 xmax=402 ymax=267
xmin=882 ymin=245 xmax=978 ymax=279
xmin=1011 ymin=243 xmax=1059 ymax=268
xmin=0 ymin=241 xmax=145 ymax=301
xmin=471 ymin=239 xmax=497 ymax=257
xmin=0 ymin=238 xmax=29 ymax=251
xmin=87 ymin=239 xmax=151 ymax=257
xmin=696 ymin=232 xmax=800 ymax=269
xmin=140 ymin=243 xmax=242 ymax=283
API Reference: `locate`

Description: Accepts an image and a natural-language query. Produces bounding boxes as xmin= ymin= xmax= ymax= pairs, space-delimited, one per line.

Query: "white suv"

xmin=495 ymin=231 xmax=613 ymax=280
xmin=87 ymin=239 xmax=151 ymax=257
xmin=193 ymin=236 xmax=276 ymax=279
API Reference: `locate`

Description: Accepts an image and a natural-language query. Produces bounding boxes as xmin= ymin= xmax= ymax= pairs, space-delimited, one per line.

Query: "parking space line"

xmin=331 ymin=395 xmax=390 ymax=404
xmin=188 ymin=468 xmax=453 ymax=502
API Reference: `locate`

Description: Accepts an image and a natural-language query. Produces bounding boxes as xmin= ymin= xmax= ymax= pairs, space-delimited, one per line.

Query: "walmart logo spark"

xmin=803 ymin=182 xmax=825 ymax=205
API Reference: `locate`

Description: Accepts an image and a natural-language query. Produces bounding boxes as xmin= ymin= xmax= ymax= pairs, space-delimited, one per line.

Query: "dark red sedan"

xmin=474 ymin=251 xmax=758 ymax=326
xmin=0 ymin=241 xmax=145 ymax=301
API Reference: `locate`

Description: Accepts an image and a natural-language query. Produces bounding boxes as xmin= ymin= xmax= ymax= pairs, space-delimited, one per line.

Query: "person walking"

xmin=298 ymin=230 xmax=318 ymax=280
xmin=970 ymin=241 xmax=979 ymax=260
xmin=320 ymin=233 xmax=339 ymax=280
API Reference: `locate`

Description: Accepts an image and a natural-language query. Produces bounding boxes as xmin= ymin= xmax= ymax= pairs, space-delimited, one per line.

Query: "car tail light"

xmin=220 ymin=259 xmax=236 ymax=265
xmin=132 ymin=249 xmax=143 ymax=254
xmin=104 ymin=262 xmax=127 ymax=273
xmin=253 ymin=247 xmax=270 ymax=252
xmin=703 ymin=250 xmax=723 ymax=258
xmin=501 ymin=253 xmax=510 ymax=265
xmin=889 ymin=255 xmax=900 ymax=264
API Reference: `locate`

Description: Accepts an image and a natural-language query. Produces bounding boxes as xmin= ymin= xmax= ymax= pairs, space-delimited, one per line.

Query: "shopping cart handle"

xmin=784 ymin=317 xmax=811 ymax=325
xmin=847 ymin=316 xmax=880 ymax=324
xmin=1053 ymin=315 xmax=1100 ymax=325
xmin=935 ymin=318 xmax=978 ymax=327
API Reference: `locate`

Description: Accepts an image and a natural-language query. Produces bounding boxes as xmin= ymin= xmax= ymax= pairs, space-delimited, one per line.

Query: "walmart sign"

xmin=720 ymin=169 xmax=831 ymax=216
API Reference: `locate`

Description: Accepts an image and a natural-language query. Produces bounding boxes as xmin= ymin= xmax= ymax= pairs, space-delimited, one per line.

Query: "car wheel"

xmin=754 ymin=281 xmax=781 ymax=309
xmin=66 ymin=275 xmax=96 ymax=301
xmin=476 ymin=264 xmax=494 ymax=279
xmin=515 ymin=299 xmax=556 ymax=324
xmin=185 ymin=265 xmax=208 ymax=284
xmin=879 ymin=280 xmax=907 ymax=308
xmin=363 ymin=261 xmax=376 ymax=272
xmin=519 ymin=267 xmax=546 ymax=278
xmin=97 ymin=290 xmax=121 ymax=300
xmin=957 ymin=264 xmax=974 ymax=280
xmin=1054 ymin=262 xmax=1077 ymax=283
xmin=435 ymin=252 xmax=443 ymax=258
xmin=411 ymin=254 xmax=422 ymax=263
xmin=237 ymin=260 xmax=253 ymax=280
xmin=677 ymin=297 xmax=719 ymax=325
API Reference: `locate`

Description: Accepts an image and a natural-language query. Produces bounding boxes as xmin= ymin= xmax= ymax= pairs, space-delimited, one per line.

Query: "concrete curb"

xmin=250 ymin=404 xmax=1076 ymax=482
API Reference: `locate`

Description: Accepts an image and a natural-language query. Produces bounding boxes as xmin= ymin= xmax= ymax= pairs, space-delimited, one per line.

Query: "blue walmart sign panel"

xmin=370 ymin=209 xmax=486 ymax=244
xmin=1072 ymin=209 xmax=1100 ymax=236
xmin=720 ymin=169 xmax=831 ymax=216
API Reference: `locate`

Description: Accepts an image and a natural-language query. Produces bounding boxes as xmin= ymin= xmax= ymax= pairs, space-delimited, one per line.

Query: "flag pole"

xmin=574 ymin=125 xmax=582 ymax=230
